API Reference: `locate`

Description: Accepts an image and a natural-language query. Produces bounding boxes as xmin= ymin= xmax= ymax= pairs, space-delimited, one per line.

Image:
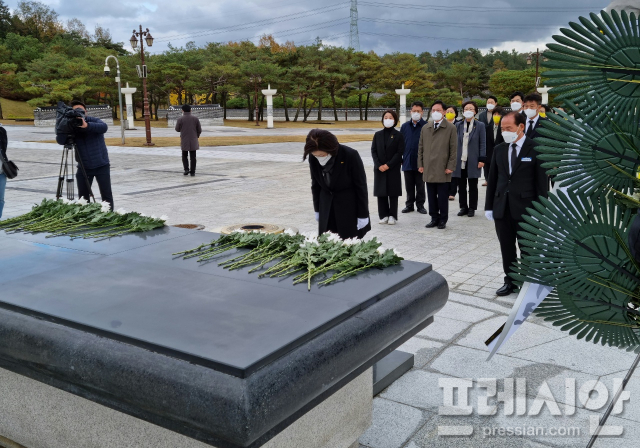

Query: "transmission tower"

xmin=349 ymin=0 xmax=360 ymax=51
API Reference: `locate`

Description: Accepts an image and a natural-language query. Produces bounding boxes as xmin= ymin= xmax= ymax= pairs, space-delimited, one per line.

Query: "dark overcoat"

xmin=175 ymin=112 xmax=202 ymax=151
xmin=371 ymin=128 xmax=405 ymax=197
xmin=452 ymin=119 xmax=486 ymax=179
xmin=310 ymin=144 xmax=371 ymax=240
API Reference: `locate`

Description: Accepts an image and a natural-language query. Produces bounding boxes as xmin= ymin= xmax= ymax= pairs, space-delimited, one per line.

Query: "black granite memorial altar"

xmin=0 ymin=227 xmax=448 ymax=448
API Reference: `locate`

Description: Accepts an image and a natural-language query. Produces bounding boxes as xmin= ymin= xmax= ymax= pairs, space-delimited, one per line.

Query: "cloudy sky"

xmin=6 ymin=0 xmax=613 ymax=55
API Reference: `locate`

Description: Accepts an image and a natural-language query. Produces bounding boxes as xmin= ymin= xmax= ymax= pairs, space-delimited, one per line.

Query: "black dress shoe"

xmin=183 ymin=170 xmax=189 ymax=175
xmin=457 ymin=208 xmax=469 ymax=216
xmin=468 ymin=210 xmax=475 ymax=217
xmin=496 ymin=283 xmax=516 ymax=296
xmin=437 ymin=222 xmax=446 ymax=229
xmin=417 ymin=207 xmax=427 ymax=214
xmin=190 ymin=172 xmax=195 ymax=176
xmin=401 ymin=206 xmax=415 ymax=213
xmin=425 ymin=220 xmax=438 ymax=228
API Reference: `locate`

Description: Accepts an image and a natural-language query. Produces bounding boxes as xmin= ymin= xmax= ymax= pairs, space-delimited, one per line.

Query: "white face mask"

xmin=524 ymin=108 xmax=538 ymax=119
xmin=510 ymin=101 xmax=522 ymax=111
xmin=383 ymin=118 xmax=395 ymax=128
xmin=486 ymin=103 xmax=495 ymax=111
xmin=501 ymin=130 xmax=521 ymax=144
xmin=315 ymin=154 xmax=332 ymax=166
xmin=411 ymin=111 xmax=422 ymax=121
xmin=431 ymin=111 xmax=443 ymax=122
xmin=463 ymin=110 xmax=475 ymax=119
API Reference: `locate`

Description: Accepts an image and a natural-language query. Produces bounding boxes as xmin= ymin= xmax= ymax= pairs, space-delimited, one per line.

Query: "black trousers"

xmin=77 ymin=164 xmax=113 ymax=210
xmin=182 ymin=151 xmax=197 ymax=173
xmin=426 ymin=182 xmax=449 ymax=224
xmin=494 ymin=205 xmax=524 ymax=284
xmin=403 ymin=170 xmax=425 ymax=209
xmin=458 ymin=168 xmax=479 ymax=210
xmin=377 ymin=196 xmax=399 ymax=219
xmin=448 ymin=177 xmax=458 ymax=197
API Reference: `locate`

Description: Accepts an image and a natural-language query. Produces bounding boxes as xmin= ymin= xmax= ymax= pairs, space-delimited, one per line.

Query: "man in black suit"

xmin=522 ymin=92 xmax=547 ymax=140
xmin=484 ymin=112 xmax=549 ymax=296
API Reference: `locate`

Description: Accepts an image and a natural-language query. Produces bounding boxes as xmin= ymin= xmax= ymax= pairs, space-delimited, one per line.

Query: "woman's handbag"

xmin=1 ymin=154 xmax=18 ymax=179
xmin=0 ymin=126 xmax=17 ymax=179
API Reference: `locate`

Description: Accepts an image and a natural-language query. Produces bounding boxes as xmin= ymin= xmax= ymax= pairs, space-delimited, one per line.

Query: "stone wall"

xmin=34 ymin=105 xmax=114 ymax=127
xmin=166 ymin=105 xmax=223 ymax=127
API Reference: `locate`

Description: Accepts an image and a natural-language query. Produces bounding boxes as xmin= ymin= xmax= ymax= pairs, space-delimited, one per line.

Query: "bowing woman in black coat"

xmin=305 ymin=129 xmax=371 ymax=240
xmin=371 ymin=109 xmax=405 ymax=225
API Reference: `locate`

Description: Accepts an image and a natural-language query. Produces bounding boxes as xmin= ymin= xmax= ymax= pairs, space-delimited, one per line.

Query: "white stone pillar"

xmin=121 ymin=82 xmax=138 ymax=130
xmin=261 ymin=84 xmax=278 ymax=129
xmin=537 ymin=85 xmax=551 ymax=105
xmin=395 ymin=83 xmax=411 ymax=125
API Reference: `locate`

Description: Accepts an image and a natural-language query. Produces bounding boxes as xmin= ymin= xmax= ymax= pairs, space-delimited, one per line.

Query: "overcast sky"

xmin=6 ymin=0 xmax=613 ymax=55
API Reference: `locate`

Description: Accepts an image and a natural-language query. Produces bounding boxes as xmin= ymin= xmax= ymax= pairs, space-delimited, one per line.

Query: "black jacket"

xmin=310 ymin=144 xmax=371 ymax=239
xmin=371 ymin=128 xmax=405 ymax=197
xmin=485 ymin=137 xmax=549 ymax=220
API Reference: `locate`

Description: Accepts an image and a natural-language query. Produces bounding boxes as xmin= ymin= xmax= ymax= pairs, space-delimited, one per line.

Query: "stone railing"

xmin=33 ymin=105 xmax=114 ymax=127
xmin=167 ymin=105 xmax=223 ymax=127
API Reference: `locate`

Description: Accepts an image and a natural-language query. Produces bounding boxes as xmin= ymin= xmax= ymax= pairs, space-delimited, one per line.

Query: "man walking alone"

xmin=175 ymin=105 xmax=202 ymax=176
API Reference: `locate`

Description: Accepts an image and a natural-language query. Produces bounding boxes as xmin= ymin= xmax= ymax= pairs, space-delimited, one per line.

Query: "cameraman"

xmin=55 ymin=101 xmax=113 ymax=210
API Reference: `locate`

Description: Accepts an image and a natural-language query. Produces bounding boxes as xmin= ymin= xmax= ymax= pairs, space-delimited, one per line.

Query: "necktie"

xmin=434 ymin=122 xmax=439 ymax=130
xmin=527 ymin=120 xmax=534 ymax=137
xmin=510 ymin=143 xmax=517 ymax=174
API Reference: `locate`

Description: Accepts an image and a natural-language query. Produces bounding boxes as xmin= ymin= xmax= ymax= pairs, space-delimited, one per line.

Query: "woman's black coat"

xmin=371 ymin=128 xmax=405 ymax=197
xmin=310 ymin=144 xmax=371 ymax=239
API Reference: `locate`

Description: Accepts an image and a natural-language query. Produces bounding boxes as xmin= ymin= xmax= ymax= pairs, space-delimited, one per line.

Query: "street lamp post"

xmin=527 ymin=48 xmax=544 ymax=91
xmin=130 ymin=25 xmax=154 ymax=146
xmin=104 ymin=55 xmax=125 ymax=145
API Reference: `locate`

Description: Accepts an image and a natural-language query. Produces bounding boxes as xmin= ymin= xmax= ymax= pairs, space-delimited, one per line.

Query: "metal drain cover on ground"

xmin=220 ymin=223 xmax=298 ymax=235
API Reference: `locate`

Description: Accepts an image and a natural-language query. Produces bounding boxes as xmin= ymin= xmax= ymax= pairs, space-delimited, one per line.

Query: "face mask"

xmin=486 ymin=104 xmax=495 ymax=111
xmin=463 ymin=110 xmax=475 ymax=119
xmin=524 ymin=108 xmax=538 ymax=119
xmin=493 ymin=115 xmax=501 ymax=125
xmin=431 ymin=111 xmax=443 ymax=122
xmin=411 ymin=112 xmax=422 ymax=121
xmin=383 ymin=118 xmax=395 ymax=128
xmin=539 ymin=112 xmax=547 ymax=118
xmin=511 ymin=101 xmax=522 ymax=111
xmin=315 ymin=154 xmax=332 ymax=166
xmin=501 ymin=130 xmax=521 ymax=144
xmin=445 ymin=112 xmax=455 ymax=121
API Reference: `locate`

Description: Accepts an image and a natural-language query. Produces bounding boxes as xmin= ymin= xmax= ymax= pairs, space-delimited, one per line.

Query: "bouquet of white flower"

xmin=172 ymin=230 xmax=403 ymax=290
xmin=0 ymin=198 xmax=167 ymax=240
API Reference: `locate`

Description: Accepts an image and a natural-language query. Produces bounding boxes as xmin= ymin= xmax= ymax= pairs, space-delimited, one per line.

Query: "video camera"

xmin=55 ymin=101 xmax=85 ymax=135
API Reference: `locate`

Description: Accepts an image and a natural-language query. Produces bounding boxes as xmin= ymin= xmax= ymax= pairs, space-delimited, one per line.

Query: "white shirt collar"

xmin=512 ymin=135 xmax=526 ymax=151
xmin=527 ymin=114 xmax=539 ymax=126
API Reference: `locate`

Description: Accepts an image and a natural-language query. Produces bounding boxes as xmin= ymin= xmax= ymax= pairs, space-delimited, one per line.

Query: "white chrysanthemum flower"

xmin=284 ymin=228 xmax=297 ymax=236
xmin=61 ymin=198 xmax=71 ymax=204
xmin=393 ymin=248 xmax=402 ymax=258
xmin=100 ymin=202 xmax=111 ymax=213
xmin=76 ymin=198 xmax=88 ymax=205
xmin=376 ymin=246 xmax=386 ymax=255
xmin=151 ymin=215 xmax=157 ymax=219
xmin=325 ymin=232 xmax=341 ymax=242
xmin=115 ymin=208 xmax=127 ymax=215
xmin=160 ymin=215 xmax=168 ymax=221
xmin=342 ymin=238 xmax=357 ymax=246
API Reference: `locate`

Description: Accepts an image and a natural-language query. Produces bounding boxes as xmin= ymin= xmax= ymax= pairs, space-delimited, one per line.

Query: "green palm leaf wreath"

xmin=508 ymin=9 xmax=640 ymax=351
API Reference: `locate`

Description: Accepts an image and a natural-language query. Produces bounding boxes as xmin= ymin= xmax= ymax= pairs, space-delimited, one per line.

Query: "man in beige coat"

xmin=417 ymin=100 xmax=458 ymax=229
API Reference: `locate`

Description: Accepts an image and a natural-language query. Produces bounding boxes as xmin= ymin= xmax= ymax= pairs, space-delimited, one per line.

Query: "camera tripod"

xmin=56 ymin=136 xmax=95 ymax=203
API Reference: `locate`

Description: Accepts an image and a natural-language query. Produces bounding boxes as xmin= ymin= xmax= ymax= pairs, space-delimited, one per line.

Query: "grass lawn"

xmin=100 ymin=134 xmax=374 ymax=147
xmin=1 ymin=98 xmax=34 ymax=119
xmin=40 ymin=134 xmax=373 ymax=147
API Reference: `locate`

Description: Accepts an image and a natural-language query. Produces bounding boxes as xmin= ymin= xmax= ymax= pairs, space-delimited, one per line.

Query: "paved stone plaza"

xmin=2 ymin=123 xmax=639 ymax=447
